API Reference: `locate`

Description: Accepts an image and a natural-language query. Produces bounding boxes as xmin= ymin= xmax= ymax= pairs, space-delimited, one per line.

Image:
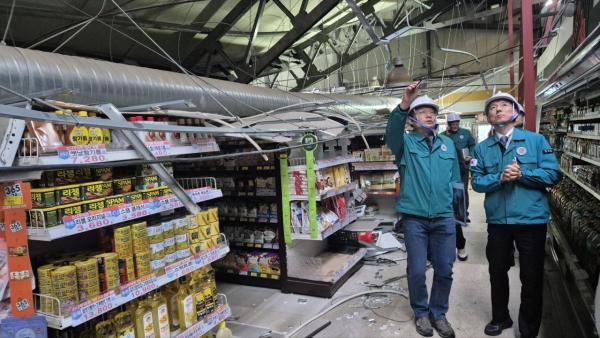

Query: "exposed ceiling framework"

xmin=0 ymin=0 xmax=548 ymax=102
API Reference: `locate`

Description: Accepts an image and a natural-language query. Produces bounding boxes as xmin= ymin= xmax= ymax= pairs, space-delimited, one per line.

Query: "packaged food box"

xmin=126 ymin=191 xmax=143 ymax=204
xmin=57 ymin=202 xmax=84 ymax=223
xmin=55 ymin=184 xmax=82 ymax=205
xmin=141 ymin=187 xmax=162 ymax=200
xmin=93 ymin=167 xmax=113 ymax=181
xmin=55 ymin=169 xmax=77 ymax=185
xmin=95 ymin=253 xmax=120 ymax=292
xmin=82 ymin=198 xmax=105 ymax=213
xmin=81 ymin=181 xmax=108 ymax=200
xmin=134 ymin=251 xmax=152 ymax=277
xmin=137 ymin=175 xmax=160 ymax=190
xmin=31 ymin=187 xmax=56 ymax=208
xmin=118 ymin=256 xmax=136 ymax=284
xmin=113 ymin=225 xmax=133 ymax=257
xmin=105 ymin=194 xmax=127 ymax=208
xmin=113 ymin=178 xmax=134 ymax=194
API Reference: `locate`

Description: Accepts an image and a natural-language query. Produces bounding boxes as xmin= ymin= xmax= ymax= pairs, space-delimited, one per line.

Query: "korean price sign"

xmin=57 ymin=144 xmax=108 ymax=164
xmin=145 ymin=141 xmax=171 ymax=157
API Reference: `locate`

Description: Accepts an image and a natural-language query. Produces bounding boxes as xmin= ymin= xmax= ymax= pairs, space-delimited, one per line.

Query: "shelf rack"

xmin=563 ymin=151 xmax=600 ymax=167
xmin=290 ymin=212 xmax=358 ymax=241
xmin=566 ymin=133 xmax=600 ymax=141
xmin=351 ymin=161 xmax=397 ymax=171
xmin=35 ymin=241 xmax=230 ymax=329
xmin=562 ymin=171 xmax=600 ymax=202
xmin=289 ymin=181 xmax=358 ymax=201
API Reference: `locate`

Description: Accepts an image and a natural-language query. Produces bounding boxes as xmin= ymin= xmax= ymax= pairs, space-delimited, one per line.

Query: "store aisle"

xmin=219 ymin=192 xmax=561 ymax=337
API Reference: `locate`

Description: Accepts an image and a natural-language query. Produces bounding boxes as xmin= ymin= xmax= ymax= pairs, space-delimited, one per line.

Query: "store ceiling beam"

xmin=271 ymin=0 xmax=296 ymax=23
xmin=235 ymin=0 xmax=340 ymax=84
xmin=292 ymin=1 xmax=452 ymax=91
xmin=182 ymin=0 xmax=254 ymax=68
xmin=519 ymin=0 xmax=536 ymax=132
xmin=245 ymin=0 xmax=267 ymax=65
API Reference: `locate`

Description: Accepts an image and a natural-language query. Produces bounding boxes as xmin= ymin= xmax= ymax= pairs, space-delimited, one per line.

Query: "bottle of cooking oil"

xmin=114 ymin=310 xmax=135 ymax=338
xmin=191 ymin=272 xmax=207 ymax=321
xmin=215 ymin=321 xmax=233 ymax=338
xmin=176 ymin=276 xmax=196 ymax=330
xmin=87 ymin=112 xmax=104 ymax=145
xmin=151 ymin=290 xmax=170 ymax=338
xmin=135 ymin=296 xmax=156 ymax=338
xmin=164 ymin=281 xmax=180 ymax=333
xmin=66 ymin=111 xmax=90 ymax=146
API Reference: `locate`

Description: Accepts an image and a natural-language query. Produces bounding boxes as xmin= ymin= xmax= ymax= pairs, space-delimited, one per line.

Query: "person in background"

xmin=470 ymin=92 xmax=561 ymax=338
xmin=386 ymin=81 xmax=461 ymax=338
xmin=442 ymin=113 xmax=476 ymax=261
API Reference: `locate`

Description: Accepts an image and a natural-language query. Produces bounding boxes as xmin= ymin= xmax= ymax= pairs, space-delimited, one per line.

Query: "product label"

xmin=175 ymin=234 xmax=188 ymax=244
xmin=88 ymin=127 xmax=104 ymax=144
xmin=57 ymin=144 xmax=107 ymax=164
xmin=164 ymin=252 xmax=177 ymax=264
xmin=143 ymin=311 xmax=155 ymax=338
xmin=116 ymin=328 xmax=135 ymax=338
xmin=150 ymin=259 xmax=165 ymax=270
xmin=149 ymin=242 xmax=165 ymax=254
xmin=176 ymin=249 xmax=191 ymax=260
xmin=158 ymin=304 xmax=170 ymax=337
xmin=147 ymin=226 xmax=163 ymax=237
xmin=69 ymin=126 xmax=89 ymax=145
xmin=183 ymin=295 xmax=194 ymax=328
xmin=163 ymin=237 xmax=175 ymax=247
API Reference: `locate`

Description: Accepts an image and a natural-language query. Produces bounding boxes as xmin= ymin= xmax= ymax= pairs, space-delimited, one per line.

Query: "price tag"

xmin=3 ymin=183 xmax=23 ymax=207
xmin=145 ymin=141 xmax=171 ymax=157
xmin=72 ymin=291 xmax=116 ymax=324
xmin=121 ymin=275 xmax=158 ymax=300
xmin=57 ymin=144 xmax=108 ymax=164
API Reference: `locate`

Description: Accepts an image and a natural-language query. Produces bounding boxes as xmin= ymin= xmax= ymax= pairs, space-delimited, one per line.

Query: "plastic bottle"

xmin=114 ymin=310 xmax=135 ymax=338
xmin=66 ymin=111 xmax=90 ymax=146
xmin=190 ymin=272 xmax=207 ymax=321
xmin=135 ymin=296 xmax=156 ymax=338
xmin=151 ymin=291 xmax=170 ymax=338
xmin=176 ymin=276 xmax=196 ymax=330
xmin=164 ymin=281 xmax=180 ymax=333
xmin=215 ymin=321 xmax=233 ymax=338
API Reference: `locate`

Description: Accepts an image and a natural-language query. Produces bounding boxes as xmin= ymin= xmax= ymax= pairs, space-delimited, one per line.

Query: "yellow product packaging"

xmin=163 ymin=236 xmax=176 ymax=254
xmin=150 ymin=256 xmax=165 ymax=275
xmin=113 ymin=178 xmax=134 ymax=195
xmin=80 ymin=181 xmax=106 ymax=200
xmin=131 ymin=222 xmax=150 ymax=253
xmin=189 ymin=242 xmax=204 ymax=256
xmin=95 ymin=320 xmax=116 ymax=338
xmin=209 ymin=221 xmax=220 ymax=237
xmin=164 ymin=251 xmax=177 ymax=264
xmin=174 ymin=217 xmax=188 ymax=235
xmin=162 ymin=220 xmax=175 ymax=238
xmin=95 ymin=253 xmax=120 ymax=293
xmin=210 ymin=235 xmax=220 ymax=247
xmin=135 ymin=251 xmax=152 ymax=277
xmin=137 ymin=175 xmax=160 ymax=190
xmin=82 ymin=197 xmax=105 ymax=213
xmin=198 ymin=225 xmax=212 ymax=240
xmin=114 ymin=311 xmax=135 ymax=338
xmin=160 ymin=186 xmax=171 ymax=196
xmin=149 ymin=241 xmax=165 ymax=258
xmin=196 ymin=211 xmax=209 ymax=227
xmin=49 ymin=265 xmax=78 ymax=291
xmin=74 ymin=258 xmax=100 ymax=301
xmin=29 ymin=206 xmax=59 ymax=228
xmin=55 ymin=184 xmax=82 ymax=205
xmin=186 ymin=214 xmax=198 ymax=230
xmin=207 ymin=207 xmax=218 ymax=223
xmin=126 ymin=191 xmax=143 ymax=204
xmin=93 ymin=167 xmax=113 ymax=181
xmin=31 ymin=187 xmax=56 ymax=208
xmin=37 ymin=264 xmax=56 ymax=313
xmin=75 ymin=168 xmax=93 ymax=182
xmin=188 ymin=228 xmax=201 ymax=244
xmin=175 ymin=232 xmax=189 ymax=250
xmin=118 ymin=256 xmax=136 ymax=284
xmin=57 ymin=202 xmax=84 ymax=223
xmin=141 ymin=187 xmax=162 ymax=200
xmin=55 ymin=169 xmax=77 ymax=186
xmin=105 ymin=194 xmax=127 ymax=208
xmin=146 ymin=224 xmax=164 ymax=244
xmin=113 ymin=225 xmax=133 ymax=257
xmin=176 ymin=248 xmax=191 ymax=260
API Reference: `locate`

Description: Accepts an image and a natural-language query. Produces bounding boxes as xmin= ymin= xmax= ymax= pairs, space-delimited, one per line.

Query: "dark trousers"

xmin=455 ymin=172 xmax=469 ymax=250
xmin=486 ymin=224 xmax=547 ymax=338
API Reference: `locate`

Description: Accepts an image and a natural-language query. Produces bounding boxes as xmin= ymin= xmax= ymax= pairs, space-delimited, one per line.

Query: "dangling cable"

xmin=1 ymin=0 xmax=16 ymax=45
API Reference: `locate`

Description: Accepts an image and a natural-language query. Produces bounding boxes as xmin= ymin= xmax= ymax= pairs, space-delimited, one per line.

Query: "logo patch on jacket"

xmin=440 ymin=144 xmax=447 ymax=152
xmin=470 ymin=158 xmax=478 ymax=167
xmin=516 ymin=147 xmax=527 ymax=155
xmin=543 ymin=149 xmax=554 ymax=154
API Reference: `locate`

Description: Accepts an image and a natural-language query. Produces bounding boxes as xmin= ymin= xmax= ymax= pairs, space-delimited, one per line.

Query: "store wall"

xmin=536 ymin=16 xmax=575 ymax=80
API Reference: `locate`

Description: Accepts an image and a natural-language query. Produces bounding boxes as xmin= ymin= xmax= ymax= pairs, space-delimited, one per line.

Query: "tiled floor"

xmin=218 ymin=192 xmax=564 ymax=337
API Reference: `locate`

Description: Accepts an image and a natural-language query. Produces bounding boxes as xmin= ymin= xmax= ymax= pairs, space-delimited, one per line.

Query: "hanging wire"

xmin=1 ymin=0 xmax=16 ymax=45
xmin=53 ymin=0 xmax=107 ymax=53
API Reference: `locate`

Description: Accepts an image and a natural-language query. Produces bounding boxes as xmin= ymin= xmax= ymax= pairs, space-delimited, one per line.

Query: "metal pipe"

xmin=0 ymin=46 xmax=400 ymax=120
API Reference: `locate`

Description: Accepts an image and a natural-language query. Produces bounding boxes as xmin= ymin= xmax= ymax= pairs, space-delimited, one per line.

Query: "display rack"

xmin=290 ymin=213 xmax=358 ymax=241
xmin=174 ymin=296 xmax=232 ymax=338
xmin=288 ymin=181 xmax=358 ymax=201
xmin=35 ymin=241 xmax=230 ymax=329
xmin=561 ymin=171 xmax=600 ymax=201
xmin=352 ymin=161 xmax=397 ymax=171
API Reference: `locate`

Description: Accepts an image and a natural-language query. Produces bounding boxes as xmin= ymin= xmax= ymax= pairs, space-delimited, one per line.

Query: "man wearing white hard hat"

xmin=386 ymin=81 xmax=461 ymax=338
xmin=442 ymin=113 xmax=476 ymax=261
xmin=470 ymin=92 xmax=561 ymax=338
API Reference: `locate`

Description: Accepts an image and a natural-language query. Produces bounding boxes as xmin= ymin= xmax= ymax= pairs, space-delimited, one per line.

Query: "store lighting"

xmin=545 ymin=0 xmax=553 ymax=7
xmin=385 ymin=57 xmax=412 ymax=87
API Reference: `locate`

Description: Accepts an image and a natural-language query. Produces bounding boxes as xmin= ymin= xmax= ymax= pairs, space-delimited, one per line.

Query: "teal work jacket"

xmin=470 ymin=127 xmax=561 ymax=224
xmin=385 ymin=106 xmax=461 ymax=218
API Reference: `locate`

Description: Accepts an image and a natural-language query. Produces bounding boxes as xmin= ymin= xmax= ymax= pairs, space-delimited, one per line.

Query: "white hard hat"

xmin=409 ymin=95 xmax=439 ymax=115
xmin=516 ymin=102 xmax=525 ymax=115
xmin=484 ymin=92 xmax=521 ymax=113
xmin=446 ymin=113 xmax=461 ymax=122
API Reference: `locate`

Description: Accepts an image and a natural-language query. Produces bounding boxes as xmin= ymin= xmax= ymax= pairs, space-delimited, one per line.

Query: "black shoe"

xmin=415 ymin=316 xmax=434 ymax=337
xmin=430 ymin=316 xmax=455 ymax=338
xmin=484 ymin=319 xmax=513 ymax=336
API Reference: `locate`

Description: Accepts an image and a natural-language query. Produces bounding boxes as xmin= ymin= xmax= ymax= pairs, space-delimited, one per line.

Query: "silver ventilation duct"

xmin=0 ymin=46 xmax=400 ymax=118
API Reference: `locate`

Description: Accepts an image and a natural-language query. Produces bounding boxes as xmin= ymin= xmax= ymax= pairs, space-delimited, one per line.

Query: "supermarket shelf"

xmin=563 ymin=151 xmax=600 ymax=167
xmin=289 ymin=181 xmax=358 ymax=201
xmin=216 ymin=269 xmax=281 ymax=289
xmin=17 ymin=143 xmax=219 ymax=166
xmin=570 ymin=113 xmax=600 ymax=121
xmin=366 ymin=190 xmax=396 ymax=196
xmin=291 ymin=213 xmax=358 ymax=241
xmin=230 ymin=242 xmax=280 ymax=250
xmin=175 ymin=301 xmax=232 ymax=338
xmin=28 ymin=188 xmax=223 ymax=241
xmin=562 ymin=171 xmax=600 ymax=202
xmin=283 ymin=248 xmax=367 ymax=298
xmin=288 ymin=155 xmax=361 ymax=171
xmin=37 ymin=242 xmax=230 ymax=329
xmin=542 ymin=129 xmax=568 ymax=134
xmin=219 ymin=217 xmax=279 ymax=227
xmin=352 ymin=161 xmax=397 ymax=171
xmin=566 ymin=133 xmax=600 ymax=141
